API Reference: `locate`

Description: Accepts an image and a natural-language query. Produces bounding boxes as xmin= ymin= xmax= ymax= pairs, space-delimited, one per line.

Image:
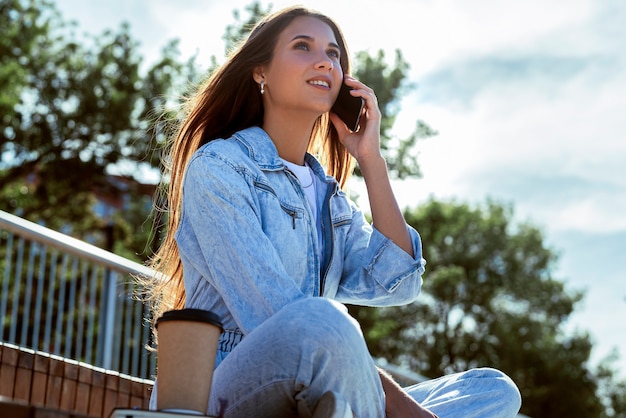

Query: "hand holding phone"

xmin=331 ymin=81 xmax=364 ymax=132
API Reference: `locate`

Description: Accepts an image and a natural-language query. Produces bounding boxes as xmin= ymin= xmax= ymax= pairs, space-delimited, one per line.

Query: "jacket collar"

xmin=232 ymin=126 xmax=335 ymax=185
xmin=232 ymin=126 xmax=284 ymax=171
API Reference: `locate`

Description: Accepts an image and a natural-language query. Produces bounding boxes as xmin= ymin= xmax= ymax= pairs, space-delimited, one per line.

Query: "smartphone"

xmin=331 ymin=82 xmax=364 ymax=132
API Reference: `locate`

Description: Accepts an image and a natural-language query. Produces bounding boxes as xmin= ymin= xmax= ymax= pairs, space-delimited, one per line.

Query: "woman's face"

xmin=258 ymin=16 xmax=344 ymax=119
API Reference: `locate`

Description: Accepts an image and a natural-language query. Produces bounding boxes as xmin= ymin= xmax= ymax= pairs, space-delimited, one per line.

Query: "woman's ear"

xmin=252 ymin=66 xmax=265 ymax=84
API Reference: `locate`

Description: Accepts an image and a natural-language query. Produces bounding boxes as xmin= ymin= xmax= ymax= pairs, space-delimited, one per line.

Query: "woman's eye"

xmin=327 ymin=49 xmax=340 ymax=59
xmin=294 ymin=42 xmax=309 ymax=51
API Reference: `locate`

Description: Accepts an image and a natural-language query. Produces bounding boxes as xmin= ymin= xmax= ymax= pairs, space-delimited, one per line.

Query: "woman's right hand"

xmin=379 ymin=368 xmax=438 ymax=418
xmin=385 ymin=396 xmax=439 ymax=418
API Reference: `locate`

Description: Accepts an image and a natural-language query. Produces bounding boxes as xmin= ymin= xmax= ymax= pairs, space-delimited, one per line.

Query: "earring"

xmin=260 ymin=80 xmax=265 ymax=95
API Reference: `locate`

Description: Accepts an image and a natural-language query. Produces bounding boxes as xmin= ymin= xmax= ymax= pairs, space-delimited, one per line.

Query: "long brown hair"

xmin=143 ymin=6 xmax=355 ymax=327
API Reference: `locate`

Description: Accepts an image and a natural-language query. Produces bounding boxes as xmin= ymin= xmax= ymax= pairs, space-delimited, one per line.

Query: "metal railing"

xmin=0 ymin=209 xmax=156 ymax=380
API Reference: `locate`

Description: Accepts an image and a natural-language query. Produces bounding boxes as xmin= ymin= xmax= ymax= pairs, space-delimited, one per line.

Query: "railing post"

xmin=100 ymin=269 xmax=117 ymax=370
xmin=0 ymin=233 xmax=14 ymax=339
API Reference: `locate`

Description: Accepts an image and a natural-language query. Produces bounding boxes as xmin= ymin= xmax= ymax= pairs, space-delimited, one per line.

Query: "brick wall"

xmin=0 ymin=342 xmax=154 ymax=418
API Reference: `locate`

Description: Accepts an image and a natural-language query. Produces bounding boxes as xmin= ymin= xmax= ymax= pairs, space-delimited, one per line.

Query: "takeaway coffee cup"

xmin=155 ymin=309 xmax=222 ymax=415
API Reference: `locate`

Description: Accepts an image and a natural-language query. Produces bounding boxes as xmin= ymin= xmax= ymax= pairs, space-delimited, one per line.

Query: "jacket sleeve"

xmin=330 ymin=202 xmax=426 ymax=307
xmin=175 ymin=152 xmax=307 ymax=335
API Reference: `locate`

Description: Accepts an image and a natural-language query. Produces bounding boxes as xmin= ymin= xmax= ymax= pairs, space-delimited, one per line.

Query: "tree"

xmin=0 ymin=0 xmax=45 ymax=121
xmin=350 ymin=198 xmax=610 ymax=416
xmin=0 ymin=0 xmax=192 ymax=257
xmin=352 ymin=49 xmax=437 ymax=178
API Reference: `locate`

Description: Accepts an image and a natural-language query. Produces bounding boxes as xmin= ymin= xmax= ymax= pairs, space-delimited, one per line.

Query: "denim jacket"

xmin=176 ymin=126 xmax=426 ymax=364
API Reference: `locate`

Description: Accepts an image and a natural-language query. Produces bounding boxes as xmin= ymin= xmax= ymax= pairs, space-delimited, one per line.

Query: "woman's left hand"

xmin=329 ymin=76 xmax=382 ymax=164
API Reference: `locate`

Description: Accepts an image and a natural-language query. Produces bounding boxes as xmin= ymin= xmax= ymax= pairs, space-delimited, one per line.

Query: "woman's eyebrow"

xmin=290 ymin=34 xmax=340 ymax=50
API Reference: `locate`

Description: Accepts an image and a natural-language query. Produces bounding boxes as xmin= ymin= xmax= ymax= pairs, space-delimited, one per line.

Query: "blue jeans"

xmin=204 ymin=298 xmax=521 ymax=417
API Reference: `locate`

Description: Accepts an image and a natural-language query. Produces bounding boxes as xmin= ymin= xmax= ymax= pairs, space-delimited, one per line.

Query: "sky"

xmin=52 ymin=0 xmax=626 ymax=375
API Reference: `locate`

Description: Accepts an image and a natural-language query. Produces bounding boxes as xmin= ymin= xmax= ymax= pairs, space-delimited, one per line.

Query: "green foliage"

xmin=596 ymin=350 xmax=626 ymax=417
xmin=352 ymin=48 xmax=436 ymax=178
xmin=0 ymin=170 xmax=99 ymax=234
xmin=0 ymin=0 xmax=47 ymax=118
xmin=0 ymin=0 xmax=189 ymax=252
xmin=349 ymin=198 xmax=613 ymax=416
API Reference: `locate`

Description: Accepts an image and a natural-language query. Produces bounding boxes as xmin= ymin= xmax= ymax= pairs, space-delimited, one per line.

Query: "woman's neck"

xmin=263 ymin=112 xmax=317 ymax=165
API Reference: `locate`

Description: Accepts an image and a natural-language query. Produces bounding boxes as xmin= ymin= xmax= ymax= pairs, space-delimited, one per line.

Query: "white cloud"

xmin=402 ymin=32 xmax=626 ymax=233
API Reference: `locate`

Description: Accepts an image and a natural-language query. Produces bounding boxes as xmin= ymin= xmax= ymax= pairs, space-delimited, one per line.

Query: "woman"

xmin=146 ymin=6 xmax=521 ymax=418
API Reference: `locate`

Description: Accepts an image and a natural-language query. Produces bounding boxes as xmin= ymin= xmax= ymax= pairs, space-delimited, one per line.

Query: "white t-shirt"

xmin=281 ymin=159 xmax=323 ymax=257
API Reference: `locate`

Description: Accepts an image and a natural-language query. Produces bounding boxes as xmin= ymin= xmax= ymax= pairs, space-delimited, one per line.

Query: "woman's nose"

xmin=314 ymin=52 xmax=333 ymax=71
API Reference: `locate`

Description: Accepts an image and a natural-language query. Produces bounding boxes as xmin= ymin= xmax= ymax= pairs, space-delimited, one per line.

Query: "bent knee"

xmin=471 ymin=368 xmax=522 ymax=414
xmin=282 ymin=298 xmax=355 ymax=327
xmin=278 ymin=298 xmax=364 ymax=347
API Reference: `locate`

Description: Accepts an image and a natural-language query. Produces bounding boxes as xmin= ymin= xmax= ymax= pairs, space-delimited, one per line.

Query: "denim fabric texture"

xmin=151 ymin=298 xmax=521 ymax=417
xmin=175 ymin=126 xmax=425 ymax=365
xmin=151 ymin=126 xmax=521 ymax=417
